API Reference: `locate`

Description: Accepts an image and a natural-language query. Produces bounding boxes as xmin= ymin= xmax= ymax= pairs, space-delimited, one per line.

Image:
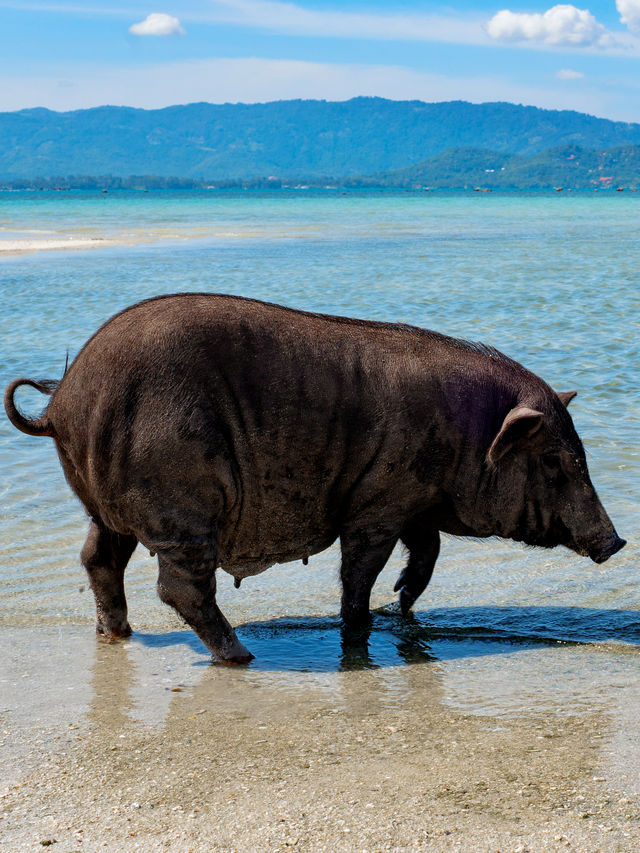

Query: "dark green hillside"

xmin=3 ymin=98 xmax=640 ymax=180
xmin=501 ymin=144 xmax=640 ymax=188
xmin=354 ymin=148 xmax=522 ymax=188
xmin=352 ymin=145 xmax=640 ymax=189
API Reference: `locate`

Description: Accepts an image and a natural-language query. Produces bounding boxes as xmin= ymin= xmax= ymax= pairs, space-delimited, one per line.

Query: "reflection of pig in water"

xmin=5 ymin=294 xmax=626 ymax=663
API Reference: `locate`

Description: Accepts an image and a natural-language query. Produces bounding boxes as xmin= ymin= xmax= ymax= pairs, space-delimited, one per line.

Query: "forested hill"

xmin=349 ymin=144 xmax=640 ymax=189
xmin=3 ymin=97 xmax=640 ymax=180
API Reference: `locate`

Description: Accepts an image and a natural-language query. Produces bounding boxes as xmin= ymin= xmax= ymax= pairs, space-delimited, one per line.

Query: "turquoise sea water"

xmin=0 ymin=189 xmax=638 ymax=719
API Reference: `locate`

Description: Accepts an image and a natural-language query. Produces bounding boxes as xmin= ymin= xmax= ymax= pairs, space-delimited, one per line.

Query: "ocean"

xmin=0 ymin=189 xmax=638 ymax=738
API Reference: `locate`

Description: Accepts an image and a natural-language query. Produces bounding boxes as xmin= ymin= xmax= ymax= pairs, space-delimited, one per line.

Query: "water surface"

xmin=1 ymin=189 xmax=638 ymax=733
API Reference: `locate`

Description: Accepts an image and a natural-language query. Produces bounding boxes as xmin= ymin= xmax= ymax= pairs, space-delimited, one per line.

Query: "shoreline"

xmin=2 ymin=625 xmax=640 ymax=851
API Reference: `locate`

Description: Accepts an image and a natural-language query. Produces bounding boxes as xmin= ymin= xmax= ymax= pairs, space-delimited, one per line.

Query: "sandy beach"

xmin=2 ymin=624 xmax=640 ymax=853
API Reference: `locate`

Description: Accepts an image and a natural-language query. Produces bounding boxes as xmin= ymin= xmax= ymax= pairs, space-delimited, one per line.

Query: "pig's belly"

xmin=218 ymin=518 xmax=339 ymax=579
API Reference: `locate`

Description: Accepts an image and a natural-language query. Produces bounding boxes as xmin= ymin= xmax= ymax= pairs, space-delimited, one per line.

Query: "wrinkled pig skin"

xmin=4 ymin=294 xmax=626 ymax=662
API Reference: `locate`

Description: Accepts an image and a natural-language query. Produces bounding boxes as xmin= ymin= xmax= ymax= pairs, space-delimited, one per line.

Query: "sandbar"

xmin=0 ymin=237 xmax=115 ymax=255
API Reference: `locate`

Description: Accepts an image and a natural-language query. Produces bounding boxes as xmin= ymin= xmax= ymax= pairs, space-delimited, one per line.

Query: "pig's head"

xmin=480 ymin=390 xmax=625 ymax=563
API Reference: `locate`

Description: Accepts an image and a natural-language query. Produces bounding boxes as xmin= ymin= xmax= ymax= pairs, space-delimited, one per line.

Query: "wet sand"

xmin=2 ymin=625 xmax=640 ymax=852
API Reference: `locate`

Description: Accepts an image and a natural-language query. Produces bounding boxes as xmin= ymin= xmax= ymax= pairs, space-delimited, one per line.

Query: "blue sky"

xmin=2 ymin=1 xmax=640 ymax=120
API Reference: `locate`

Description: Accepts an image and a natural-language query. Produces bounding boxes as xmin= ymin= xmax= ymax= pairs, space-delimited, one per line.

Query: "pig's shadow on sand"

xmin=132 ymin=605 xmax=640 ymax=673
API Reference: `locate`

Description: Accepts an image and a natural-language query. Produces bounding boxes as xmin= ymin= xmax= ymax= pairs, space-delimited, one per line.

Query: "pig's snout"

xmin=589 ymin=535 xmax=626 ymax=564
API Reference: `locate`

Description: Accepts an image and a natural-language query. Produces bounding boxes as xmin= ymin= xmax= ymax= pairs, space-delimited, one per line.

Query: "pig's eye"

xmin=541 ymin=454 xmax=562 ymax=475
xmin=542 ymin=454 xmax=567 ymax=484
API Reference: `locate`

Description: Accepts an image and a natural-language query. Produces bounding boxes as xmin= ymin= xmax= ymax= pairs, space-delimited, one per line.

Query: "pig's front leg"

xmin=395 ymin=528 xmax=440 ymax=616
xmin=339 ymin=525 xmax=398 ymax=630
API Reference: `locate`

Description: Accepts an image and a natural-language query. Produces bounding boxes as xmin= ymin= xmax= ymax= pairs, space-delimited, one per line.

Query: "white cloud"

xmin=202 ymin=0 xmax=640 ymax=55
xmin=617 ymin=0 xmax=640 ymax=34
xmin=1 ymin=1 xmax=638 ymax=55
xmin=486 ymin=5 xmax=606 ymax=47
xmin=206 ymin=0 xmax=488 ymax=45
xmin=129 ymin=12 xmax=185 ymax=36
xmin=556 ymin=68 xmax=585 ymax=78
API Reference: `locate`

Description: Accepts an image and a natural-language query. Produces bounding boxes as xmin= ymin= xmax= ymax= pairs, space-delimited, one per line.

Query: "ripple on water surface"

xmin=1 ymin=190 xmax=638 ymax=738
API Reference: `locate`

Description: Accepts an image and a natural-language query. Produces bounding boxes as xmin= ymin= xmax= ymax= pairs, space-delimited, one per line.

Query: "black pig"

xmin=5 ymin=294 xmax=625 ymax=662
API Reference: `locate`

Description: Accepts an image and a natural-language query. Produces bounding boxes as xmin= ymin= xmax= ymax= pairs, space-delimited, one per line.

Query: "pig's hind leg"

xmin=395 ymin=527 xmax=440 ymax=616
xmin=156 ymin=547 xmax=253 ymax=664
xmin=81 ymin=520 xmax=137 ymax=640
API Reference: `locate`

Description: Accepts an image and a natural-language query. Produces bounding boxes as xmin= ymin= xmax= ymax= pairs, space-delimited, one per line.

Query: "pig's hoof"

xmin=214 ymin=637 xmax=254 ymax=665
xmin=215 ymin=651 xmax=255 ymax=666
xmin=96 ymin=622 xmax=132 ymax=642
xmin=340 ymin=620 xmax=371 ymax=642
xmin=398 ymin=586 xmax=416 ymax=617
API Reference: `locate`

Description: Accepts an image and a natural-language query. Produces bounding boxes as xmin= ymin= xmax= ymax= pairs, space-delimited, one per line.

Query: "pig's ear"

xmin=487 ymin=406 xmax=545 ymax=464
xmin=556 ymin=390 xmax=577 ymax=407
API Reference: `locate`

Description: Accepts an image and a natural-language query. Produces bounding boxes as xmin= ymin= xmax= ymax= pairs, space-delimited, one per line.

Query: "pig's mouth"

xmin=588 ymin=535 xmax=627 ymax=564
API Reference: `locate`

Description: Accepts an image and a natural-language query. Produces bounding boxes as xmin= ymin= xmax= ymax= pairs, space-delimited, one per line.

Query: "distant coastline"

xmin=2 ymin=142 xmax=640 ymax=194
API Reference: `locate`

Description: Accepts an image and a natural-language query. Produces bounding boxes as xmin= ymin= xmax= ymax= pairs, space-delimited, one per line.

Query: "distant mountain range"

xmin=3 ymin=97 xmax=640 ymax=183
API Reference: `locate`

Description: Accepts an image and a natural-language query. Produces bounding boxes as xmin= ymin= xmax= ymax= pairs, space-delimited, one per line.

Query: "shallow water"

xmin=0 ymin=189 xmax=638 ymax=732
